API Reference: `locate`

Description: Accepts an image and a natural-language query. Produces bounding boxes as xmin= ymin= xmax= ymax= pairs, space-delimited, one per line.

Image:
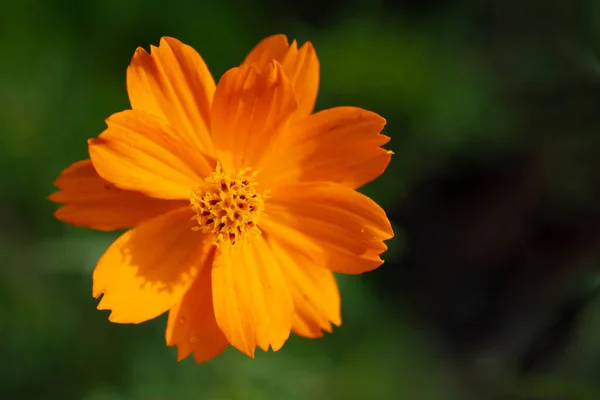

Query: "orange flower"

xmin=49 ymin=35 xmax=394 ymax=362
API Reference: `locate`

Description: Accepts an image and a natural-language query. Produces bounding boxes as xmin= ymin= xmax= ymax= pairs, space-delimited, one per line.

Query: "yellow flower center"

xmin=190 ymin=163 xmax=265 ymax=246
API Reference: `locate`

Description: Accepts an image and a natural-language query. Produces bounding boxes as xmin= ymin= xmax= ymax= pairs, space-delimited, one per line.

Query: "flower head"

xmin=49 ymin=35 xmax=394 ymax=362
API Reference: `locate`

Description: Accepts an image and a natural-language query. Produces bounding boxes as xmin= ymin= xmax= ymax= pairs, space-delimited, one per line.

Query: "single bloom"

xmin=49 ymin=34 xmax=394 ymax=362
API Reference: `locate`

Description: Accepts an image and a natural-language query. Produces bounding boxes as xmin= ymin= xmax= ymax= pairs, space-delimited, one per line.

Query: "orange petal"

xmin=264 ymin=228 xmax=341 ymax=338
xmin=280 ymin=40 xmax=319 ymax=119
xmin=266 ymin=182 xmax=394 ymax=275
xmin=49 ymin=160 xmax=186 ymax=230
xmin=166 ymin=247 xmax=229 ymax=363
xmin=211 ymin=238 xmax=293 ymax=357
xmin=93 ymin=207 xmax=210 ymax=324
xmin=127 ymin=37 xmax=215 ymax=176
xmin=262 ymin=106 xmax=392 ymax=189
xmin=89 ymin=109 xmax=204 ymax=200
xmin=243 ymin=35 xmax=319 ymax=119
xmin=243 ymin=34 xmax=290 ymax=67
xmin=210 ymin=62 xmax=297 ymax=174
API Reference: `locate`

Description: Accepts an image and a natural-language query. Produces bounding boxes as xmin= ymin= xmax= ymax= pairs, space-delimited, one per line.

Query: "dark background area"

xmin=1 ymin=0 xmax=600 ymax=399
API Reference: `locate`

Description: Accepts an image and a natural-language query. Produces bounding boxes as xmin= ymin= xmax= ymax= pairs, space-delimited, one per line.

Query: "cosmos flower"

xmin=49 ymin=35 xmax=393 ymax=362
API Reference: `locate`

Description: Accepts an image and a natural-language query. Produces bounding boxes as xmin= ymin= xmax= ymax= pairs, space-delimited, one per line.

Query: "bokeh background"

xmin=2 ymin=0 xmax=600 ymax=399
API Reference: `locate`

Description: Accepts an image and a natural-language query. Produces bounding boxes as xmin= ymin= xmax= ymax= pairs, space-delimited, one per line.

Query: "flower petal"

xmin=262 ymin=107 xmax=392 ymax=189
xmin=243 ymin=35 xmax=319 ymax=119
xmin=211 ymin=238 xmax=293 ymax=357
xmin=93 ymin=207 xmax=210 ymax=324
xmin=89 ymin=109 xmax=204 ymax=200
xmin=49 ymin=160 xmax=186 ymax=230
xmin=264 ymin=228 xmax=341 ymax=338
xmin=127 ymin=37 xmax=215 ymax=176
xmin=210 ymin=61 xmax=297 ymax=174
xmin=166 ymin=248 xmax=229 ymax=363
xmin=266 ymin=182 xmax=393 ymax=275
xmin=243 ymin=34 xmax=290 ymax=67
xmin=280 ymin=40 xmax=319 ymax=119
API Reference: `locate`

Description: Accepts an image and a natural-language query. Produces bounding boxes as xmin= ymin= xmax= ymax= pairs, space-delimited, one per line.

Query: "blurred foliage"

xmin=2 ymin=0 xmax=600 ymax=399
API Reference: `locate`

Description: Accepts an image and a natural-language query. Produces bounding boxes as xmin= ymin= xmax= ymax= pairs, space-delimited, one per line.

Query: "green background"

xmin=2 ymin=0 xmax=600 ymax=399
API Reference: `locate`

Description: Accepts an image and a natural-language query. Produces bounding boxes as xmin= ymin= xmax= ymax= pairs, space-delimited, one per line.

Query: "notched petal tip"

xmin=157 ymin=37 xmax=192 ymax=57
xmin=159 ymin=36 xmax=180 ymax=46
xmin=298 ymin=40 xmax=316 ymax=57
xmin=135 ymin=45 xmax=149 ymax=54
xmin=87 ymin=137 xmax=102 ymax=146
xmin=230 ymin=338 xmax=256 ymax=359
xmin=98 ymin=293 xmax=146 ymax=324
xmin=47 ymin=192 xmax=60 ymax=202
xmin=130 ymin=47 xmax=150 ymax=65
xmin=243 ymin=34 xmax=291 ymax=68
xmin=246 ymin=348 xmax=257 ymax=359
xmin=267 ymin=329 xmax=292 ymax=353
xmin=107 ymin=311 xmax=135 ymax=324
xmin=270 ymin=33 xmax=290 ymax=44
xmin=380 ymin=215 xmax=395 ymax=240
xmin=362 ymin=109 xmax=387 ymax=129
xmin=302 ymin=40 xmax=315 ymax=49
